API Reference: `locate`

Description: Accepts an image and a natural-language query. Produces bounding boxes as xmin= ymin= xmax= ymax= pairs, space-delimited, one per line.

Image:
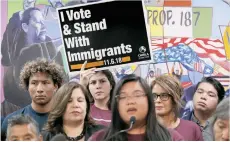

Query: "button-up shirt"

xmin=191 ymin=112 xmax=213 ymax=141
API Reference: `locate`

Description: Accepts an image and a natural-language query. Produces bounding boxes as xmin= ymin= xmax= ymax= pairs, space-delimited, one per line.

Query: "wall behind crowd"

xmin=1 ymin=0 xmax=230 ymax=117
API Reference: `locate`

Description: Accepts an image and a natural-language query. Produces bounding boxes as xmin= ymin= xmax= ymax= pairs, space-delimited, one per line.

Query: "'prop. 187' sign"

xmin=57 ymin=0 xmax=151 ymax=72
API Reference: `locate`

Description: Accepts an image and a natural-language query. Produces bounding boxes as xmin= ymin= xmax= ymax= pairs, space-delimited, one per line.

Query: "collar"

xmin=191 ymin=112 xmax=210 ymax=131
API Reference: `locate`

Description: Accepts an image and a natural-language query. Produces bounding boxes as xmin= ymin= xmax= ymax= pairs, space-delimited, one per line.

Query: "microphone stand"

xmin=105 ymin=121 xmax=135 ymax=140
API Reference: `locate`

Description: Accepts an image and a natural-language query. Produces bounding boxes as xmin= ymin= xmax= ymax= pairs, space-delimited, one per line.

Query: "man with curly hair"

xmin=2 ymin=7 xmax=64 ymax=109
xmin=1 ymin=58 xmax=65 ymax=140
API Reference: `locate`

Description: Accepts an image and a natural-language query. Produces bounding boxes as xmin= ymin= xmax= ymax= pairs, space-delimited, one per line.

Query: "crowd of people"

xmin=1 ymin=58 xmax=229 ymax=141
xmin=1 ymin=1 xmax=229 ymax=141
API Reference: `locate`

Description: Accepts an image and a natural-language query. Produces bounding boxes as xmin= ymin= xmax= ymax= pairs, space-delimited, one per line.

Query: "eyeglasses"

xmin=115 ymin=92 xmax=146 ymax=102
xmin=152 ymin=93 xmax=171 ymax=101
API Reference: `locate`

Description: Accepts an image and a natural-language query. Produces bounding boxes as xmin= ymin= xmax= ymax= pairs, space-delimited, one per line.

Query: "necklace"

xmin=63 ymin=126 xmax=86 ymax=141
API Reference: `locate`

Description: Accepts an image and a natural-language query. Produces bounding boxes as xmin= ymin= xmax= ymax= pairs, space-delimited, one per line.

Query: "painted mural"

xmin=1 ymin=0 xmax=77 ymax=117
xmin=116 ymin=0 xmax=230 ymax=94
xmin=1 ymin=0 xmax=230 ymax=117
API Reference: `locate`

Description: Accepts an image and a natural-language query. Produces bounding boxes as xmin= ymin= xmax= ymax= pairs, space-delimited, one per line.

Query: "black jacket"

xmin=42 ymin=124 xmax=105 ymax=141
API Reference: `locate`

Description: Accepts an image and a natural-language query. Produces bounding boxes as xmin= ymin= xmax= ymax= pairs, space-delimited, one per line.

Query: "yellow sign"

xmin=223 ymin=26 xmax=230 ymax=60
xmin=146 ymin=6 xmax=164 ymax=37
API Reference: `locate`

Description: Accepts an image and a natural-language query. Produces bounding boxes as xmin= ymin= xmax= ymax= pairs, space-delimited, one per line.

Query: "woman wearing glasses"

xmin=151 ymin=75 xmax=203 ymax=141
xmin=89 ymin=74 xmax=183 ymax=141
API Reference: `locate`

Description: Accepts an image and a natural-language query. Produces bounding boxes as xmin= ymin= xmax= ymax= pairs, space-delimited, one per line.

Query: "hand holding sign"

xmin=79 ymin=61 xmax=96 ymax=86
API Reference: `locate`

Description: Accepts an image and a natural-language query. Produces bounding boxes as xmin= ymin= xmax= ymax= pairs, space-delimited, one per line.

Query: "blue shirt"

xmin=1 ymin=105 xmax=49 ymax=138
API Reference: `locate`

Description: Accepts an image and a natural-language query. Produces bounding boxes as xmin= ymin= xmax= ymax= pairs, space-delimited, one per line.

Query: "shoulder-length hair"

xmin=103 ymin=74 xmax=171 ymax=141
xmin=151 ymin=75 xmax=184 ymax=118
xmin=43 ymin=82 xmax=94 ymax=133
xmin=87 ymin=70 xmax=116 ymax=110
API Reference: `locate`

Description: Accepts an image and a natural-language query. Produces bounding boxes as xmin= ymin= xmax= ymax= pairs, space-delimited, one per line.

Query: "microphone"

xmin=105 ymin=116 xmax=136 ymax=140
xmin=50 ymin=133 xmax=67 ymax=141
xmin=119 ymin=116 xmax=136 ymax=133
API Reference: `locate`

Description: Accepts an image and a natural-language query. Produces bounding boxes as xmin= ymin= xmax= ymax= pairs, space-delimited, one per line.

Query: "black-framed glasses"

xmin=152 ymin=93 xmax=171 ymax=101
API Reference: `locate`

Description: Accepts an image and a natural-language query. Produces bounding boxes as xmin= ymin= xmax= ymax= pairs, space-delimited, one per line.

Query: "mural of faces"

xmin=26 ymin=10 xmax=47 ymax=43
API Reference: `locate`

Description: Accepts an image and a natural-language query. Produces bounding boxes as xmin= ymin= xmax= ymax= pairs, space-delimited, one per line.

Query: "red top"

xmin=88 ymin=128 xmax=184 ymax=141
xmin=174 ymin=119 xmax=203 ymax=141
xmin=90 ymin=104 xmax=112 ymax=126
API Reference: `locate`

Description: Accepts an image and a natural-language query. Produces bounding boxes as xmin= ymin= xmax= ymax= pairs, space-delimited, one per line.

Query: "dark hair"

xmin=12 ymin=7 xmax=41 ymax=62
xmin=19 ymin=58 xmax=65 ymax=90
xmin=196 ymin=77 xmax=225 ymax=103
xmin=21 ymin=7 xmax=40 ymax=25
xmin=87 ymin=70 xmax=116 ymax=110
xmin=7 ymin=115 xmax=40 ymax=138
xmin=103 ymin=74 xmax=171 ymax=141
xmin=43 ymin=82 xmax=94 ymax=133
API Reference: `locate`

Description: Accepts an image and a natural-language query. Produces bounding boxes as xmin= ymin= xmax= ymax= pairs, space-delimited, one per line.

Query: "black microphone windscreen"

xmin=50 ymin=134 xmax=67 ymax=141
xmin=130 ymin=116 xmax=136 ymax=124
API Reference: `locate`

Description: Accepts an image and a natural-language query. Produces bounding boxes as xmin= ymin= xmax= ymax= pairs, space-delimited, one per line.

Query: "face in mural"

xmin=24 ymin=10 xmax=47 ymax=43
xmin=23 ymin=0 xmax=36 ymax=10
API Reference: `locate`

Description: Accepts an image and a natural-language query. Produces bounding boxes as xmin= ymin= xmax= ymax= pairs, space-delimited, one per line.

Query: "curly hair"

xmin=19 ymin=58 xmax=65 ymax=90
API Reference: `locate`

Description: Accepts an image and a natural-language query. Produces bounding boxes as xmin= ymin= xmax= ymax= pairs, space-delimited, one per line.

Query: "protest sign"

xmin=57 ymin=0 xmax=151 ymax=72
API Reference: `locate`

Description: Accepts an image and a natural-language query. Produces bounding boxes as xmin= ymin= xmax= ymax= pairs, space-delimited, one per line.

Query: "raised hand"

xmin=79 ymin=61 xmax=96 ymax=86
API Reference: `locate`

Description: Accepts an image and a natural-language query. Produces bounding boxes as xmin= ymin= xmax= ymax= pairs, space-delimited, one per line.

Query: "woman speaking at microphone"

xmin=42 ymin=82 xmax=104 ymax=141
xmin=89 ymin=74 xmax=183 ymax=141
